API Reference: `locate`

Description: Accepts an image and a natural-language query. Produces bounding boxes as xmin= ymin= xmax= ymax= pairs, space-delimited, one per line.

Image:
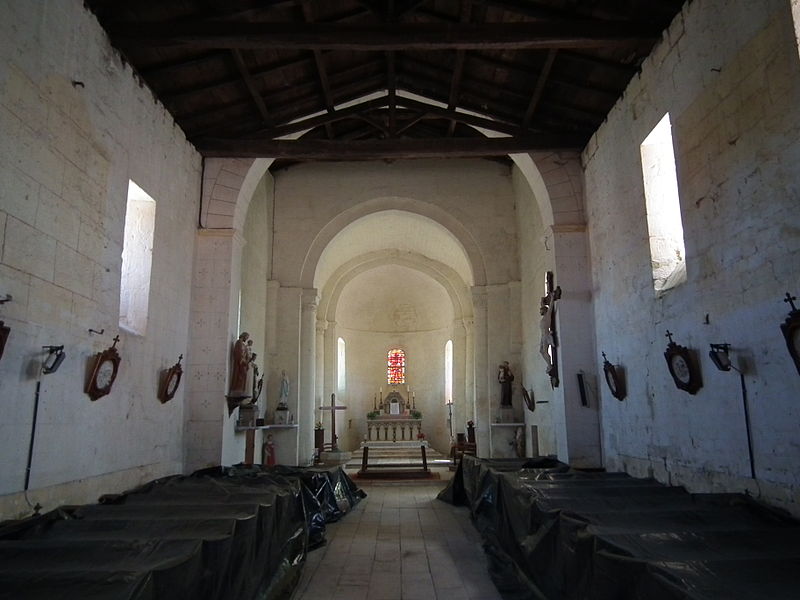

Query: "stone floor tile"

xmin=332 ymin=585 xmax=369 ymax=600
xmin=292 ymin=481 xmax=500 ymax=600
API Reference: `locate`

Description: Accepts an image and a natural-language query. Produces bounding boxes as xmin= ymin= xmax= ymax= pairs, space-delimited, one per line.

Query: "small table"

xmin=358 ymin=441 xmax=431 ymax=479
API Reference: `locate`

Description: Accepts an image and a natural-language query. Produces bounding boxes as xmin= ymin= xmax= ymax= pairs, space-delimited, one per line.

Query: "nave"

xmin=292 ymin=481 xmax=500 ymax=600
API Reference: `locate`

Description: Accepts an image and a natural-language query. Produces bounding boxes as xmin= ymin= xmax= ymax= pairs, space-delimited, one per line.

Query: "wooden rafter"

xmin=521 ymin=48 xmax=557 ymax=131
xmin=446 ymin=0 xmax=473 ymax=137
xmin=110 ymin=21 xmax=659 ymax=50
xmin=182 ymin=74 xmax=386 ymax=137
xmin=230 ymin=49 xmax=272 ymax=126
xmin=162 ymin=55 xmax=314 ymax=104
xmin=301 ymin=2 xmax=335 ymax=138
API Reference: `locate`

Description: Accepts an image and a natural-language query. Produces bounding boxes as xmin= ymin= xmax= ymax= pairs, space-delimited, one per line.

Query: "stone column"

xmin=323 ymin=321 xmax=337 ymax=433
xmin=453 ymin=318 xmax=468 ymax=438
xmin=463 ymin=317 xmax=475 ymax=423
xmin=551 ymin=225 xmax=602 ymax=468
xmin=315 ymin=320 xmax=327 ymax=420
xmin=299 ymin=289 xmax=319 ymax=465
xmin=471 ymin=287 xmax=489 ymax=457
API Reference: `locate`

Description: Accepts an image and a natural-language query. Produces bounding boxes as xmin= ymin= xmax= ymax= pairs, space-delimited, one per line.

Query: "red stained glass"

xmin=387 ymin=349 xmax=405 ymax=385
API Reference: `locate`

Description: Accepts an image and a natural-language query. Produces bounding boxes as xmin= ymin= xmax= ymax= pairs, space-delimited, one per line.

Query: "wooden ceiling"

xmin=84 ymin=0 xmax=686 ymax=163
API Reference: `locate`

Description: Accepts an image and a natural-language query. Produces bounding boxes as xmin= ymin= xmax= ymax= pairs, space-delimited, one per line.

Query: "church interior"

xmin=1 ymin=0 xmax=799 ymax=598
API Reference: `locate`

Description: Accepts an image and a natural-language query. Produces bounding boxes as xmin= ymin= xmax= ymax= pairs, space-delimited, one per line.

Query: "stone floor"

xmin=291 ymin=480 xmax=502 ymax=600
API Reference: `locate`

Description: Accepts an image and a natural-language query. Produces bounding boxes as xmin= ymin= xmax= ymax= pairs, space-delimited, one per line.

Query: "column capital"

xmin=470 ymin=286 xmax=488 ymax=309
xmin=315 ymin=319 xmax=328 ymax=335
xmin=301 ymin=289 xmax=319 ymax=313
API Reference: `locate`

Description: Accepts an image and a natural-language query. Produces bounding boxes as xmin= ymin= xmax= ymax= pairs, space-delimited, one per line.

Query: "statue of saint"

xmin=278 ymin=370 xmax=289 ymax=409
xmin=229 ymin=331 xmax=251 ymax=395
xmin=498 ymin=361 xmax=514 ymax=407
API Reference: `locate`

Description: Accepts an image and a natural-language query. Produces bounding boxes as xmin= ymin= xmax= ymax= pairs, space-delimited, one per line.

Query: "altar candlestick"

xmin=412 ymin=392 xmax=416 ymax=409
xmin=373 ymin=394 xmax=377 ymax=410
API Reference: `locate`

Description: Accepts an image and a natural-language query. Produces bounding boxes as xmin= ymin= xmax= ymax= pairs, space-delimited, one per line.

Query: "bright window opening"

xmin=119 ymin=180 xmax=156 ymax=335
xmin=387 ymin=348 xmax=405 ymax=385
xmin=640 ymin=113 xmax=687 ymax=295
xmin=337 ymin=337 xmax=346 ymax=391
xmin=444 ymin=340 xmax=453 ymax=404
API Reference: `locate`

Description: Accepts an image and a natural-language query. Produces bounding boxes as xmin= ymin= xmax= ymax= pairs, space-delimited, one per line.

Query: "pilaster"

xmin=299 ymin=289 xmax=319 ymax=465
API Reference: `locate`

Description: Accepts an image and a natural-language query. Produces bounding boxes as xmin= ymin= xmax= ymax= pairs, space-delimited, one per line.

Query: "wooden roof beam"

xmin=110 ymin=21 xmax=660 ymax=50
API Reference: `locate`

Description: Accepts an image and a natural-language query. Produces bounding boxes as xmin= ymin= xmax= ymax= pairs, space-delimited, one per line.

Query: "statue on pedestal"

xmin=498 ymin=361 xmax=514 ymax=407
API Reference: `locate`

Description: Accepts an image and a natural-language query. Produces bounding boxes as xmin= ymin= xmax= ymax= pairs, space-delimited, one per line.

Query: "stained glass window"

xmin=387 ymin=348 xmax=405 ymax=385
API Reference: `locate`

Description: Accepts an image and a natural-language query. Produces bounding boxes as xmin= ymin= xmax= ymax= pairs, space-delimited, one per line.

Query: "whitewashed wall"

xmin=0 ymin=1 xmax=201 ymax=519
xmin=585 ymin=0 xmax=800 ymax=514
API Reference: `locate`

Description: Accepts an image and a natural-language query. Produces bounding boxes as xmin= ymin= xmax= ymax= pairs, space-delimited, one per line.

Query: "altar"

xmin=365 ymin=390 xmax=423 ymax=442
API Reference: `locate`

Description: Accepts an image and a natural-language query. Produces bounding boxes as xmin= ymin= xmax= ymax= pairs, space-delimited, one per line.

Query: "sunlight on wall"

xmin=640 ymin=114 xmax=687 ymax=295
xmin=337 ymin=337 xmax=346 ymax=391
xmin=119 ymin=180 xmax=156 ymax=335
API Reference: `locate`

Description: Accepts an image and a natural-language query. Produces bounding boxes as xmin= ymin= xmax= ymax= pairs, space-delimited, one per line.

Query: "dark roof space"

xmin=83 ymin=0 xmax=686 ymax=162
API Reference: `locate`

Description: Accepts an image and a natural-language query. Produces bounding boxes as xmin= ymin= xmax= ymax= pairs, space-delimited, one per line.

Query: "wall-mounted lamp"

xmin=42 ymin=345 xmax=65 ymax=374
xmin=709 ymin=342 xmax=755 ymax=479
xmin=708 ymin=343 xmax=733 ymax=372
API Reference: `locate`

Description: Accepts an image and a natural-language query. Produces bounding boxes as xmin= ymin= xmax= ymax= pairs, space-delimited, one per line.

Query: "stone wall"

xmin=0 ymin=1 xmax=201 ymax=518
xmin=585 ymin=0 xmax=800 ymax=514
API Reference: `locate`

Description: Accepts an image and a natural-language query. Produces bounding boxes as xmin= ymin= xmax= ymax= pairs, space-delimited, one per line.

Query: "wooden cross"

xmin=784 ymin=292 xmax=797 ymax=312
xmin=319 ymin=393 xmax=347 ymax=451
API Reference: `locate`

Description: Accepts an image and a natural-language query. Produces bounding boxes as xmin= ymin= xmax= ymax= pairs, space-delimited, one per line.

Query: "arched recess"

xmin=318 ymin=249 xmax=473 ymax=324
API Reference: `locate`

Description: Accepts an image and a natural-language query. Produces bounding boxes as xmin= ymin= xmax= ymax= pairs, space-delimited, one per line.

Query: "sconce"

xmin=708 ymin=343 xmax=733 ymax=372
xmin=42 ymin=345 xmax=65 ymax=374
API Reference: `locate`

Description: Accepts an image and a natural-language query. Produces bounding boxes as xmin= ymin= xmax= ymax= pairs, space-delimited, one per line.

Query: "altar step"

xmin=344 ymin=446 xmax=448 ymax=468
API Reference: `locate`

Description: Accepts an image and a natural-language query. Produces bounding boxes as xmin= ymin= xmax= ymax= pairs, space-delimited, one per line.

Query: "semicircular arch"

xmin=302 ymin=197 xmax=486 ymax=289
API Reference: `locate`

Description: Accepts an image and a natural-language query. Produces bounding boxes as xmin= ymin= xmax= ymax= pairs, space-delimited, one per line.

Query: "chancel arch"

xmin=312 ymin=209 xmax=477 ymax=456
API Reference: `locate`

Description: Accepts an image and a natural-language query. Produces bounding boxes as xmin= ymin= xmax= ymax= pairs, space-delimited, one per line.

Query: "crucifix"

xmin=319 ymin=393 xmax=347 ymax=451
xmin=539 ymin=271 xmax=562 ymax=388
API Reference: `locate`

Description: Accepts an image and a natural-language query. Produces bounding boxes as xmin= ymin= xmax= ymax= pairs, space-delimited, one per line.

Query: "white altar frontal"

xmin=366 ymin=390 xmax=423 ymax=442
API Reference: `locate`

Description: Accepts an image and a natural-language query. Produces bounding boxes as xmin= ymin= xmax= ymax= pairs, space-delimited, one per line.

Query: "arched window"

xmin=387 ymin=348 xmax=405 ymax=385
xmin=337 ymin=337 xmax=346 ymax=391
xmin=640 ymin=113 xmax=687 ymax=295
xmin=444 ymin=340 xmax=453 ymax=404
xmin=119 ymin=180 xmax=156 ymax=335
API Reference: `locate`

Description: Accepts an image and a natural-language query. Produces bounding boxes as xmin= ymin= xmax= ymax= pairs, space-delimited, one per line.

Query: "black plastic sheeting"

xmin=439 ymin=455 xmax=800 ymax=600
xmin=0 ymin=464 xmax=364 ymax=600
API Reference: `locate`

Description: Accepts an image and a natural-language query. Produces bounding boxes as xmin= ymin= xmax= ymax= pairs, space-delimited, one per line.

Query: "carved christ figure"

xmin=539 ymin=286 xmax=561 ymax=376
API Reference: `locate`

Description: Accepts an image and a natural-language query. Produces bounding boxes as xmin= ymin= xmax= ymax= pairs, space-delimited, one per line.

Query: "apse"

xmin=334 ymin=264 xmax=454 ymax=453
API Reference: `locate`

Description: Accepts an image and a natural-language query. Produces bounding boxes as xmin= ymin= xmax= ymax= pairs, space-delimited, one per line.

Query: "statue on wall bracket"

xmin=539 ymin=271 xmax=561 ymax=388
xmin=781 ymin=292 xmax=800 ymax=376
